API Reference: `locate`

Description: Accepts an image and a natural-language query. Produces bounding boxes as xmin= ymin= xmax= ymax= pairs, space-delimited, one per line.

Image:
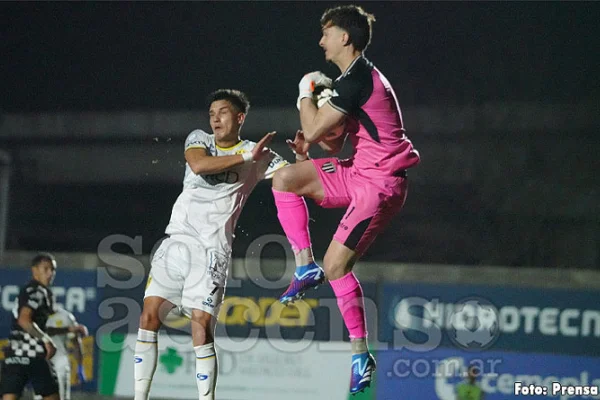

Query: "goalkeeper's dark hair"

xmin=31 ymin=252 xmax=56 ymax=268
xmin=320 ymin=5 xmax=375 ymax=53
xmin=208 ymin=89 xmax=250 ymax=114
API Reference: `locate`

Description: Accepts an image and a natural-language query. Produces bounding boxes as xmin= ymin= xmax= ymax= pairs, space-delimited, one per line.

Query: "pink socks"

xmin=272 ymin=189 xmax=366 ymax=338
xmin=272 ymin=189 xmax=312 ymax=252
xmin=329 ymin=272 xmax=367 ymax=339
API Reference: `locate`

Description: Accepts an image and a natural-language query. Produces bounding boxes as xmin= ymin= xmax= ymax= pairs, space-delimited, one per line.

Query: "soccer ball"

xmin=313 ymin=86 xmax=346 ymax=141
xmin=313 ymin=85 xmax=333 ymax=108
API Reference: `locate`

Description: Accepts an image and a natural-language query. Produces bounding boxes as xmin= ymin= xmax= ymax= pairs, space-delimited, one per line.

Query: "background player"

xmin=0 ymin=253 xmax=59 ymax=400
xmin=33 ymin=305 xmax=89 ymax=400
xmin=134 ymin=89 xmax=288 ymax=400
xmin=456 ymin=365 xmax=485 ymax=400
xmin=272 ymin=5 xmax=420 ymax=394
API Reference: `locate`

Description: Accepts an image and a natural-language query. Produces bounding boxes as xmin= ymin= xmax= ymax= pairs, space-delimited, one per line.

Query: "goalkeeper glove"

xmin=297 ymin=71 xmax=332 ymax=110
xmin=316 ymin=88 xmax=334 ymax=108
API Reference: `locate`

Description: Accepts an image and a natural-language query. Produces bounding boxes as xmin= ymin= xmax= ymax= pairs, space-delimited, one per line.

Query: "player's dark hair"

xmin=31 ymin=252 xmax=56 ymax=268
xmin=320 ymin=5 xmax=375 ymax=52
xmin=208 ymin=89 xmax=250 ymax=114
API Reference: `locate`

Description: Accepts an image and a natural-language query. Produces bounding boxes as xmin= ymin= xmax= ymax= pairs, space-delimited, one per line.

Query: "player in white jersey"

xmin=134 ymin=89 xmax=288 ymax=400
xmin=33 ymin=306 xmax=88 ymax=400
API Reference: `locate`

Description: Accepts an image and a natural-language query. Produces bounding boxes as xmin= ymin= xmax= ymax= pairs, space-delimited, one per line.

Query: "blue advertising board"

xmin=0 ymin=268 xmax=99 ymax=334
xmin=378 ymin=282 xmax=600 ymax=356
xmin=376 ymin=347 xmax=600 ymax=400
xmin=97 ymin=271 xmax=379 ymax=343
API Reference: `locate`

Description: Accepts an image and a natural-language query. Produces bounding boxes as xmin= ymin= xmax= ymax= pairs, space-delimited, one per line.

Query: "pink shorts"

xmin=311 ymin=157 xmax=408 ymax=255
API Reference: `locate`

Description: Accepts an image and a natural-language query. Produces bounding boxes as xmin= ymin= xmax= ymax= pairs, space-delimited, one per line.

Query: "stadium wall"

xmin=1 ymin=102 xmax=599 ymax=268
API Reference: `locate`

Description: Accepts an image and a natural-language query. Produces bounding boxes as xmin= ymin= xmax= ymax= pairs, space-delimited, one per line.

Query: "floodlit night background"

xmin=0 ymin=2 xmax=599 ymax=399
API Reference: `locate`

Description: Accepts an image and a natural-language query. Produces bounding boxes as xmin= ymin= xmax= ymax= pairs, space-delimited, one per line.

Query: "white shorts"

xmin=144 ymin=236 xmax=229 ymax=316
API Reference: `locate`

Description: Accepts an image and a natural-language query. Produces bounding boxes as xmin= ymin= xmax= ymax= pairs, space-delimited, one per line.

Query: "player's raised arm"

xmin=297 ymin=72 xmax=347 ymax=143
xmin=185 ymin=147 xmax=249 ymax=175
xmin=185 ymin=131 xmax=275 ymax=175
xmin=301 ymin=101 xmax=347 ymax=144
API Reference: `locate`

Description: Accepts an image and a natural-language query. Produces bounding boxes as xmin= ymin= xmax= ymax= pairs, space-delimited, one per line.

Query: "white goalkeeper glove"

xmin=297 ymin=71 xmax=332 ymax=110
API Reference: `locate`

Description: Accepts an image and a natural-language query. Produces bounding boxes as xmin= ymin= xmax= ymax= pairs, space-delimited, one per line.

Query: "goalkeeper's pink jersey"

xmin=327 ymin=56 xmax=420 ymax=177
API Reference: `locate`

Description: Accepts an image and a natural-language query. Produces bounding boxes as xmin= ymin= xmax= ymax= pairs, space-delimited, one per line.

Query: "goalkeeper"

xmin=271 ymin=5 xmax=421 ymax=395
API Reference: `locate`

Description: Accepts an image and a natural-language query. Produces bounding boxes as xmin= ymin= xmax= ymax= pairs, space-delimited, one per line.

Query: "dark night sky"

xmin=2 ymin=1 xmax=599 ymax=111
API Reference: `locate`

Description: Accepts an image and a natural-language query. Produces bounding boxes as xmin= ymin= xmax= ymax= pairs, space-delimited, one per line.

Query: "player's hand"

xmin=70 ymin=324 xmax=89 ymax=337
xmin=77 ymin=364 xmax=88 ymax=383
xmin=286 ymin=130 xmax=310 ymax=158
xmin=44 ymin=339 xmax=57 ymax=360
xmin=297 ymin=71 xmax=332 ymax=110
xmin=251 ymin=131 xmax=276 ymax=161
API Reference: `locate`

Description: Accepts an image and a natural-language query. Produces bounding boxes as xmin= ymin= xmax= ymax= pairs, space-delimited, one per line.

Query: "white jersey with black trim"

xmin=45 ymin=306 xmax=77 ymax=366
xmin=165 ymin=129 xmax=288 ymax=252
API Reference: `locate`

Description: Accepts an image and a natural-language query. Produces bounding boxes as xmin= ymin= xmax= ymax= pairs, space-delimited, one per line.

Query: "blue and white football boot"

xmin=279 ymin=262 xmax=325 ymax=305
xmin=350 ymin=352 xmax=376 ymax=395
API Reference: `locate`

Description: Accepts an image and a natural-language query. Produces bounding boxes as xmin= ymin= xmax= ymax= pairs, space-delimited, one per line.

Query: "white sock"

xmin=194 ymin=343 xmax=217 ymax=400
xmin=134 ymin=329 xmax=158 ymax=400
xmin=351 ymin=337 xmax=368 ymax=354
